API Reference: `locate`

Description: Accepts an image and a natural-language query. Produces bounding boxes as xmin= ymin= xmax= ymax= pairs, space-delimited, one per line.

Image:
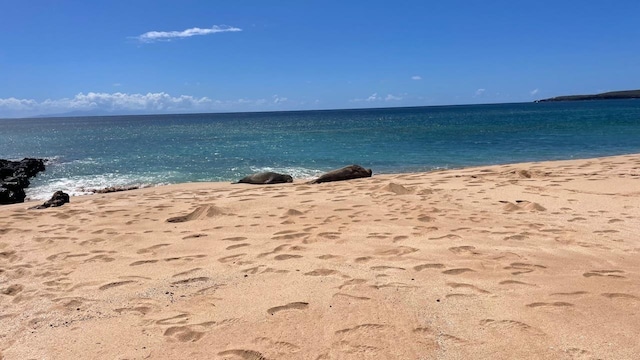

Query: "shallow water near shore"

xmin=1 ymin=100 xmax=639 ymax=200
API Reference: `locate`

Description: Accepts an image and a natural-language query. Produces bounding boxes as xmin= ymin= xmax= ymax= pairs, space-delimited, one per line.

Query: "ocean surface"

xmin=1 ymin=100 xmax=639 ymax=201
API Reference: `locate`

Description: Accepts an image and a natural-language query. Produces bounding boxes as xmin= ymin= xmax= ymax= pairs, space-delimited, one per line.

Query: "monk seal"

xmin=233 ymin=172 xmax=293 ymax=185
xmin=309 ymin=165 xmax=372 ymax=184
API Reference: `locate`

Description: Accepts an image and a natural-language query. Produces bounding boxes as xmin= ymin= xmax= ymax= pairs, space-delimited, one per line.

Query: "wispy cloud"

xmin=530 ymin=88 xmax=539 ymax=96
xmin=134 ymin=25 xmax=242 ymax=43
xmin=474 ymin=88 xmax=486 ymax=96
xmin=366 ymin=93 xmax=380 ymax=102
xmin=272 ymin=95 xmax=288 ymax=104
xmin=0 ymin=92 xmax=301 ymax=118
xmin=411 ymin=75 xmax=422 ymax=80
xmin=350 ymin=93 xmax=403 ymax=103
xmin=0 ymin=92 xmax=212 ymax=117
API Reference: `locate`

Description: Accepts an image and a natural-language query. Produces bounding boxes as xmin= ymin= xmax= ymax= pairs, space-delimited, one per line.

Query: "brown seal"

xmin=309 ymin=165 xmax=372 ymax=184
xmin=233 ymin=172 xmax=293 ymax=185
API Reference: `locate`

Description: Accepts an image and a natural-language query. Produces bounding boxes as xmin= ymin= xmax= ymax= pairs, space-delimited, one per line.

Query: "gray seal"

xmin=233 ymin=172 xmax=293 ymax=185
xmin=309 ymin=165 xmax=372 ymax=184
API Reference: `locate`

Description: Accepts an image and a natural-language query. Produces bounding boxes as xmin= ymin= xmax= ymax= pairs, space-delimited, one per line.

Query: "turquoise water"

xmin=1 ymin=100 xmax=639 ymax=200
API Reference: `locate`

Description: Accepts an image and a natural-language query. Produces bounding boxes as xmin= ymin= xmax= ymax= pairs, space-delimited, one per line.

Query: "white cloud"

xmin=366 ymin=93 xmax=380 ymax=102
xmin=134 ymin=25 xmax=242 ymax=43
xmin=0 ymin=92 xmax=212 ymax=117
xmin=411 ymin=75 xmax=422 ymax=80
xmin=350 ymin=93 xmax=403 ymax=103
xmin=0 ymin=97 xmax=39 ymax=111
xmin=475 ymin=88 xmax=486 ymax=96
xmin=530 ymin=88 xmax=539 ymax=96
xmin=0 ymin=92 xmax=305 ymax=118
xmin=272 ymin=95 xmax=288 ymax=104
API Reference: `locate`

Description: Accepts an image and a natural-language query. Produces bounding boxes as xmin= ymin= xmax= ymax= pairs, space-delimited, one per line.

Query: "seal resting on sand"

xmin=233 ymin=172 xmax=293 ymax=185
xmin=309 ymin=165 xmax=372 ymax=184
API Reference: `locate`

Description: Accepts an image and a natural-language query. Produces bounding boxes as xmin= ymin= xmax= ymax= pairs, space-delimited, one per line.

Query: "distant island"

xmin=536 ymin=89 xmax=640 ymax=102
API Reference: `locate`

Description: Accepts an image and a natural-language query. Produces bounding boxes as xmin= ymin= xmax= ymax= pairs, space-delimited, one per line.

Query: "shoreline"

xmin=17 ymin=151 xmax=640 ymax=203
xmin=2 ymin=153 xmax=639 ymax=359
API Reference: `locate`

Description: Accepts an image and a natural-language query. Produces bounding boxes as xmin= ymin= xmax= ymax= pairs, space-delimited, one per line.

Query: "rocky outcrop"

xmin=30 ymin=191 xmax=70 ymax=209
xmin=536 ymin=89 xmax=640 ymax=102
xmin=0 ymin=158 xmax=46 ymax=205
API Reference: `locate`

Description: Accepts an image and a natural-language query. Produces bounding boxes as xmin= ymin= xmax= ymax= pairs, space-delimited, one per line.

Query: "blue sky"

xmin=1 ymin=1 xmax=639 ymax=118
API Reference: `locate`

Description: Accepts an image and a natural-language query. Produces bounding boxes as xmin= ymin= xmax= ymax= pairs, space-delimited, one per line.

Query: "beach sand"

xmin=1 ymin=154 xmax=639 ymax=359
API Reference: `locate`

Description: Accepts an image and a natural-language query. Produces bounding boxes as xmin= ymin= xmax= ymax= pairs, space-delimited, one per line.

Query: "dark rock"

xmin=0 ymin=158 xmax=46 ymax=205
xmin=30 ymin=191 xmax=70 ymax=209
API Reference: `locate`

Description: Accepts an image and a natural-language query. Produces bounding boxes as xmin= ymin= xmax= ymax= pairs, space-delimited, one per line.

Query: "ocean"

xmin=1 ymin=100 xmax=639 ymax=201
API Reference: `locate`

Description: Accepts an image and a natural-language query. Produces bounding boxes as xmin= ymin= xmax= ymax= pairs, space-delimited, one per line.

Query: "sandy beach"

xmin=1 ymin=154 xmax=639 ymax=359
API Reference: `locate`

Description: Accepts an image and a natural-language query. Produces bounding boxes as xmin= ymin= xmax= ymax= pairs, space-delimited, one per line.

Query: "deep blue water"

xmin=1 ymin=100 xmax=639 ymax=200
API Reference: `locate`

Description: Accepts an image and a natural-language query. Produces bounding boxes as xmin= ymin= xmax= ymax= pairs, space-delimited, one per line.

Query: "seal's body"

xmin=309 ymin=165 xmax=372 ymax=184
xmin=234 ymin=172 xmax=293 ymax=185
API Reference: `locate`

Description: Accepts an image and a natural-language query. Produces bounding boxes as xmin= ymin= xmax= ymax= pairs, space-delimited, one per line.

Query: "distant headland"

xmin=536 ymin=89 xmax=640 ymax=102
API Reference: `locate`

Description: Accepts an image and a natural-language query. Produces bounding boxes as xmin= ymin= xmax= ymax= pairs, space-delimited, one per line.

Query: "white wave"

xmin=25 ymin=173 xmax=160 ymax=201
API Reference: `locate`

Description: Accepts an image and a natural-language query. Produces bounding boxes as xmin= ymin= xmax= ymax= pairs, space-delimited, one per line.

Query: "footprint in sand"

xmin=526 ymin=302 xmax=573 ymax=308
xmin=480 ymin=319 xmax=544 ymax=335
xmin=252 ymin=337 xmax=300 ymax=354
xmin=84 ymin=254 xmax=116 ymax=263
xmin=504 ymin=262 xmax=546 ymax=275
xmin=304 ymin=269 xmax=337 ymax=276
xmin=1 ymin=284 xmax=24 ymax=296
xmin=182 ymin=233 xmax=208 ymax=240
xmin=601 ymin=293 xmax=640 ymax=300
xmin=393 ymin=235 xmax=409 ymax=243
xmin=447 ymin=282 xmax=490 ymax=294
xmin=267 ymin=302 xmax=309 ymax=315
xmin=335 ymin=323 xmax=388 ymax=335
xmin=136 ymin=243 xmax=170 ymax=254
xmin=163 ymin=326 xmax=206 ymax=342
xmin=129 ymin=259 xmax=159 ymax=266
xmin=99 ymin=280 xmax=136 ymax=290
xmin=499 ymin=280 xmax=537 ymax=287
xmin=217 ymin=349 xmax=268 ymax=360
xmin=442 ymin=268 xmax=475 ymax=275
xmin=227 ymin=243 xmax=250 ymax=250
xmin=338 ymin=279 xmax=367 ymax=289
xmin=448 ymin=246 xmax=479 ymax=255
xmin=414 ymin=263 xmax=446 ymax=271
xmin=332 ymin=293 xmax=370 ymax=301
xmin=274 ymin=254 xmax=303 ymax=260
xmin=550 ymin=291 xmax=588 ymax=296
xmin=156 ymin=313 xmax=190 ymax=325
xmin=171 ymin=277 xmax=211 ymax=285
xmin=317 ymin=254 xmax=342 ymax=260
xmin=218 ymin=254 xmax=247 ymax=263
xmin=271 ymin=232 xmax=309 ymax=241
xmin=114 ymin=305 xmax=154 ymax=316
xmin=222 ymin=237 xmax=248 ymax=242
xmin=374 ymin=246 xmax=418 ymax=256
xmin=370 ymin=265 xmax=406 ymax=271
xmin=583 ymin=270 xmax=625 ymax=278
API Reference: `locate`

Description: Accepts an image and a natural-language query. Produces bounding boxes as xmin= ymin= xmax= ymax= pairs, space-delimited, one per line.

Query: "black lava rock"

xmin=0 ymin=158 xmax=47 ymax=205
